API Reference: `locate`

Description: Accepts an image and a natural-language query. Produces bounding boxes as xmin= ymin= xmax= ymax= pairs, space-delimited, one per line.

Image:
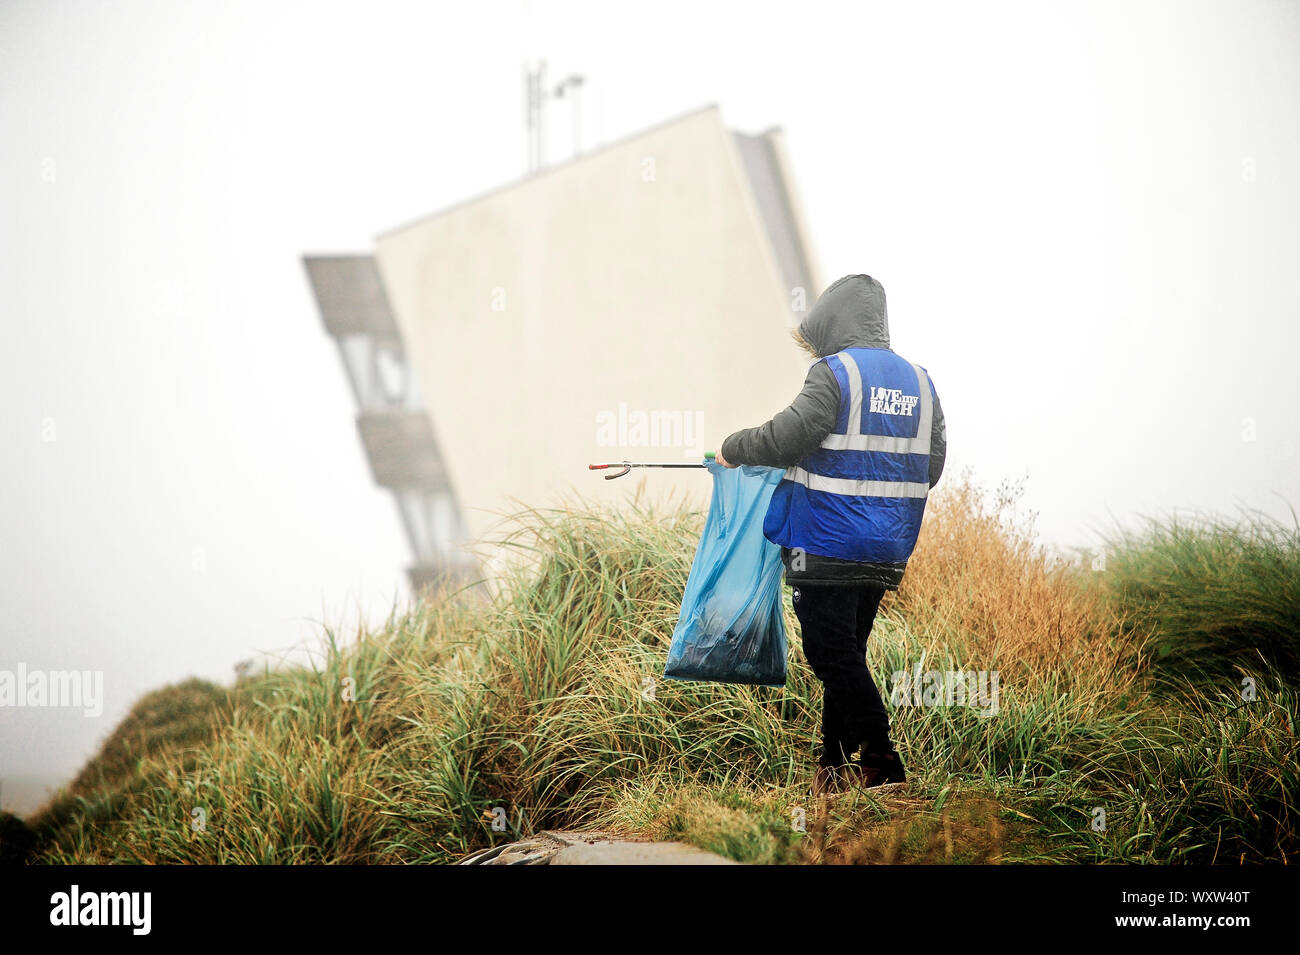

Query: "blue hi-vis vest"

xmin=763 ymin=347 xmax=935 ymax=565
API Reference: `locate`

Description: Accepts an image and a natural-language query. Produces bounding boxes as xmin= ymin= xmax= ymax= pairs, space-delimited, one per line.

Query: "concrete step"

xmin=457 ymin=830 xmax=739 ymax=865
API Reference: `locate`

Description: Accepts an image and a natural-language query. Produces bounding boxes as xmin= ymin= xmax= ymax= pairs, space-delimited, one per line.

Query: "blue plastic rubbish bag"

xmin=664 ymin=460 xmax=788 ymax=687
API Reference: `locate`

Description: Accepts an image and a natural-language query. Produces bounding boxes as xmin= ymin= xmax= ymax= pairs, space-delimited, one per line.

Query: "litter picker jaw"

xmin=589 ymin=451 xmax=715 ymax=480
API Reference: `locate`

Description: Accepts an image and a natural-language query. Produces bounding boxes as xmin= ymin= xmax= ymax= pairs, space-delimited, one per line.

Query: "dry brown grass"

xmin=797 ymin=789 xmax=1013 ymax=865
xmin=889 ymin=470 xmax=1147 ymax=695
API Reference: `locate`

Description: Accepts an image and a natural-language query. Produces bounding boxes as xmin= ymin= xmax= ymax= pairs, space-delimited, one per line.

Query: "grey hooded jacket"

xmin=720 ymin=275 xmax=947 ymax=589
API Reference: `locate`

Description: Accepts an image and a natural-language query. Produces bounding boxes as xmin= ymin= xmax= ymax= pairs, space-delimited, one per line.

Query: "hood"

xmin=798 ymin=274 xmax=890 ymax=356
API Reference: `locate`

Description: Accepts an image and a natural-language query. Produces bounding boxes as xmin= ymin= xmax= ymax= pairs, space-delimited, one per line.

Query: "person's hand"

xmin=715 ymin=447 xmax=737 ymax=468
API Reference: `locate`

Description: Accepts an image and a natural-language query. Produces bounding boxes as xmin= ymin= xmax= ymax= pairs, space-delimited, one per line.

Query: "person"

xmin=715 ymin=275 xmax=946 ymax=794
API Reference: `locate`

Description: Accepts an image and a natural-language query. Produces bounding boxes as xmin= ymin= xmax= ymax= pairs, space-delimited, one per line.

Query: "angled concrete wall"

xmin=371 ymin=106 xmax=818 ymax=569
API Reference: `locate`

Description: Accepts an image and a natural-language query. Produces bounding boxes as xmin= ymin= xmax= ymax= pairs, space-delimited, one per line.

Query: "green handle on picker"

xmin=704 ymin=451 xmax=716 ymax=461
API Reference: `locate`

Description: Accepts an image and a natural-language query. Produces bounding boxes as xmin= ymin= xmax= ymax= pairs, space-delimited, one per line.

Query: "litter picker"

xmin=589 ymin=451 xmax=716 ymax=480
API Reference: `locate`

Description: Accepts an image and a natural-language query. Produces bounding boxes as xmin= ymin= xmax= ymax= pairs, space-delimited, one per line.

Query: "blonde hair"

xmin=789 ymin=325 xmax=819 ymax=358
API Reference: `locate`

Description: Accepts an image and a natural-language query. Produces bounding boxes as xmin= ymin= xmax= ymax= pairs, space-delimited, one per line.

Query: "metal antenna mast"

xmin=524 ymin=60 xmax=548 ymax=174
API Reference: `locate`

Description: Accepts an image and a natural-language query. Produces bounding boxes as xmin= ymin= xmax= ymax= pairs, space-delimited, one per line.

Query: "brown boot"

xmin=810 ymin=765 xmax=839 ymax=796
xmin=811 ymin=764 xmax=865 ymax=796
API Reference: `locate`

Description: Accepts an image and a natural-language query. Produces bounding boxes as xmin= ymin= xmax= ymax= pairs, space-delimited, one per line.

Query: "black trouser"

xmin=791 ymin=582 xmax=892 ymax=766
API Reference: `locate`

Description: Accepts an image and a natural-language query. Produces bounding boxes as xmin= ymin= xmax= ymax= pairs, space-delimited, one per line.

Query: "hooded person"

xmin=716 ymin=274 xmax=946 ymax=794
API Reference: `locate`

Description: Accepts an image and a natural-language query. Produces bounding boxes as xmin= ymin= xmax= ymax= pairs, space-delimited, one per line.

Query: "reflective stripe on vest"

xmin=815 ymin=352 xmax=933 ymax=458
xmin=782 ymin=350 xmax=934 ymax=498
xmin=763 ymin=347 xmax=935 ymax=566
xmin=781 ymin=468 xmax=930 ymax=499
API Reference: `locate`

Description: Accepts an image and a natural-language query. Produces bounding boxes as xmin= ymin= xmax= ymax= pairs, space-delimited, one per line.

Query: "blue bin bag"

xmin=664 ymin=460 xmax=788 ymax=687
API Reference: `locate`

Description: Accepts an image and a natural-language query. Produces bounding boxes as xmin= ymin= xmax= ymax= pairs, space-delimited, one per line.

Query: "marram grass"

xmin=13 ymin=473 xmax=1297 ymax=865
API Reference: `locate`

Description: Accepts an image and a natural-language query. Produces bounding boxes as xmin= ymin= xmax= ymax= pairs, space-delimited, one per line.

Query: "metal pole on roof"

xmin=523 ymin=60 xmax=549 ymax=173
xmin=553 ymin=73 xmax=584 ymax=158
